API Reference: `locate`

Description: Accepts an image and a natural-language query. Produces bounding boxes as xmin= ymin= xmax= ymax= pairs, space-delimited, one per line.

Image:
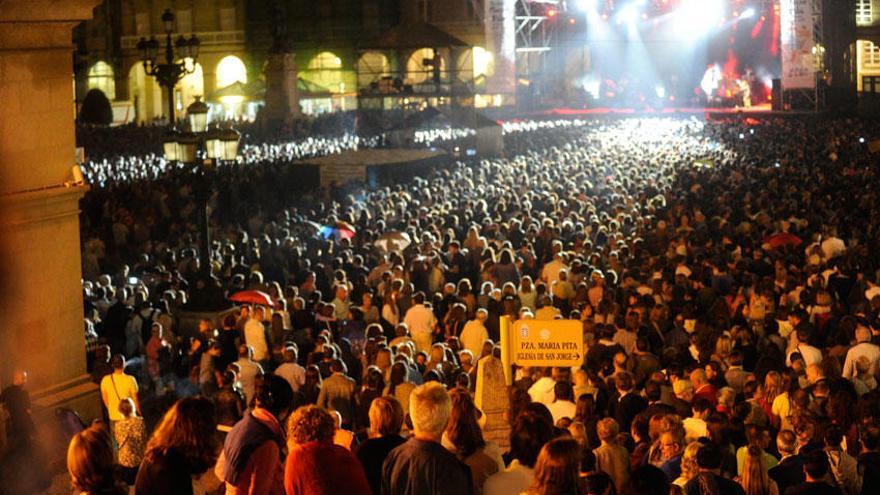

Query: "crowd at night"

xmin=4 ymin=0 xmax=880 ymax=494
xmin=3 ymin=112 xmax=878 ymax=495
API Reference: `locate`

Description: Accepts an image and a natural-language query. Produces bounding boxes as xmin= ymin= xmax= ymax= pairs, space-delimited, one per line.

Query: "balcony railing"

xmin=121 ymin=30 xmax=245 ymax=50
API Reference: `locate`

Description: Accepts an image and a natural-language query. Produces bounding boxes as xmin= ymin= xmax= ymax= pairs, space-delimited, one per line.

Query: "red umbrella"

xmin=335 ymin=221 xmax=356 ymax=239
xmin=763 ymin=232 xmax=802 ymax=249
xmin=228 ymin=290 xmax=275 ymax=308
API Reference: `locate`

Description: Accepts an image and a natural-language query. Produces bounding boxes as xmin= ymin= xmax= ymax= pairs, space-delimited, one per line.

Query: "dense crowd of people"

xmin=75 ymin=111 xmax=475 ymax=188
xmin=5 ymin=112 xmax=880 ymax=495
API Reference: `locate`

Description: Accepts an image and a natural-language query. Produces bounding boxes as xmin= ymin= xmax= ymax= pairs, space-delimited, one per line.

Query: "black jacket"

xmin=610 ymin=392 xmax=648 ymax=433
xmin=769 ymin=455 xmax=805 ymax=495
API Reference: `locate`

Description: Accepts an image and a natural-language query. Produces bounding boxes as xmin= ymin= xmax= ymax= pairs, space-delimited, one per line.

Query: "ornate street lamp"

xmin=161 ymin=97 xmax=241 ymax=282
xmin=136 ymin=9 xmax=201 ymax=122
xmin=206 ymin=127 xmax=242 ymax=162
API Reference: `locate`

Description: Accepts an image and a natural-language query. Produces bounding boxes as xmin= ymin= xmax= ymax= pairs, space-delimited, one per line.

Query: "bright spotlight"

xmin=740 ymin=7 xmax=756 ymax=19
xmin=675 ymin=0 xmax=725 ymax=38
xmin=617 ymin=2 xmax=641 ymax=26
xmin=582 ymin=76 xmax=601 ymax=100
xmin=654 ymin=84 xmax=666 ymax=98
xmin=575 ymin=0 xmax=598 ymax=11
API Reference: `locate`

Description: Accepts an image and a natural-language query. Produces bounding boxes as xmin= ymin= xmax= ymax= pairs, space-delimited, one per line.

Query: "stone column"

xmin=263 ymin=51 xmax=300 ymax=128
xmin=0 ymin=0 xmax=102 ymax=422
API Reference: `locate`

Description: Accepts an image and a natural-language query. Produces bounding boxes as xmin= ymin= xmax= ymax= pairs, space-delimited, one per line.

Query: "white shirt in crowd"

xmin=235 ymin=357 xmax=264 ymax=406
xmin=244 ymin=318 xmax=269 ymax=361
xmin=842 ymin=341 xmax=880 ymax=379
xmin=483 ymin=459 xmax=534 ymax=495
xmin=460 ymin=318 xmax=489 ymax=357
xmin=547 ymin=399 xmax=577 ymax=425
xmin=786 ymin=343 xmax=822 ymax=367
xmin=528 ymin=376 xmax=557 ymax=407
xmin=403 ymin=303 xmax=437 ymax=353
xmin=275 ymin=361 xmax=306 ymax=392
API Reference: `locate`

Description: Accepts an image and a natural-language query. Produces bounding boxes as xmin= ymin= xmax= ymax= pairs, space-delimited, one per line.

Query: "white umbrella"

xmin=374 ymin=231 xmax=412 ymax=252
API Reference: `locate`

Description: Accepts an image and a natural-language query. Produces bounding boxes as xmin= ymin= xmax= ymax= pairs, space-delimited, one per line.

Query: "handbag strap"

xmin=110 ymin=374 xmax=122 ymax=402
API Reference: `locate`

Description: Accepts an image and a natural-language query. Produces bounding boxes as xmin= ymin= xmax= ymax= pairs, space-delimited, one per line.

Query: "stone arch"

xmin=303 ymin=51 xmax=347 ymax=93
xmin=406 ymin=47 xmax=445 ymax=85
xmin=357 ymin=51 xmax=391 ymax=88
xmin=127 ymin=62 xmax=163 ymax=123
xmin=215 ymin=54 xmax=248 ymax=89
xmin=174 ymin=59 xmax=204 ymax=114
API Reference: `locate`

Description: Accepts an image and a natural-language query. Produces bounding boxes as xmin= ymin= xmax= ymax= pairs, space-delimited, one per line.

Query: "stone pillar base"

xmin=31 ymin=374 xmax=101 ymax=424
xmin=263 ymin=51 xmax=300 ymax=128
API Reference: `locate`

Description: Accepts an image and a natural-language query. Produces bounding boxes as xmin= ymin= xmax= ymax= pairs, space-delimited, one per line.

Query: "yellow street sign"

xmin=509 ymin=319 xmax=583 ymax=367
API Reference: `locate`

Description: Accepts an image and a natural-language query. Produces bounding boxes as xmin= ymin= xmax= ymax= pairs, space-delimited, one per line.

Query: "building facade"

xmin=856 ymin=0 xmax=880 ymax=92
xmin=75 ymin=0 xmax=500 ymax=122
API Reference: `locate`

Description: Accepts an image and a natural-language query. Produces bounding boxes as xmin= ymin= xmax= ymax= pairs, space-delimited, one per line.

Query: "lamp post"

xmin=136 ymin=9 xmax=201 ymax=123
xmin=163 ymin=97 xmax=240 ymax=281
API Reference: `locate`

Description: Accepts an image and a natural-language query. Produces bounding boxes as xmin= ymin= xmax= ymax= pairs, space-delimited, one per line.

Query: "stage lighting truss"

xmin=515 ymin=0 xmax=561 ymax=54
xmin=515 ymin=0 xmax=562 ymax=80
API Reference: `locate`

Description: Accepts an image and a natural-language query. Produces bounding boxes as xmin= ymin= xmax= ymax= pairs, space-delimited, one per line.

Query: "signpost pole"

xmin=500 ymin=315 xmax=513 ymax=386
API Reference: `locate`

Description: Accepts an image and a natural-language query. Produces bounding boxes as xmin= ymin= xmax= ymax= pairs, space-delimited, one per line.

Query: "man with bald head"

xmin=842 ymin=322 xmax=880 ymax=380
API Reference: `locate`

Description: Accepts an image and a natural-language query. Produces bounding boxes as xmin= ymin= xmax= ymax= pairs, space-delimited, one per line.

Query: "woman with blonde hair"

xmin=759 ymin=372 xmax=782 ymax=427
xmin=135 ymin=397 xmax=217 ymax=494
xmin=526 ymin=437 xmax=583 ymax=495
xmin=712 ymin=335 xmax=733 ymax=369
xmin=356 ymin=396 xmax=406 ymax=495
xmin=673 ymin=442 xmax=702 ymax=488
xmin=737 ymin=445 xmax=778 ymax=495
xmin=67 ymin=424 xmax=127 ymax=495
xmin=114 ymin=397 xmax=145 ymax=484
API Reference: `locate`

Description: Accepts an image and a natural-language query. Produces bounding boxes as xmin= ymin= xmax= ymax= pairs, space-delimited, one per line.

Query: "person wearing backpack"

xmin=824 ymin=425 xmax=860 ymax=495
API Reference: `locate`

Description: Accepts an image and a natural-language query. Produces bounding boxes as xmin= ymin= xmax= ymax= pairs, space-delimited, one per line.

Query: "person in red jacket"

xmin=283 ymin=405 xmax=371 ymax=495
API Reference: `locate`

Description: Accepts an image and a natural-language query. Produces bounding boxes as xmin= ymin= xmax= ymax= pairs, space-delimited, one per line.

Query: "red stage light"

xmin=548 ymin=8 xmax=557 ymax=17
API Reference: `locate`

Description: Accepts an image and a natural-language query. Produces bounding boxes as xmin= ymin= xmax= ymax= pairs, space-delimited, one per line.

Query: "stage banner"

xmin=780 ymin=0 xmax=816 ymax=89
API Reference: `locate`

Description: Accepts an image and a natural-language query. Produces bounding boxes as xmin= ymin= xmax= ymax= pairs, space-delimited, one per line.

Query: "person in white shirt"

xmin=459 ymin=309 xmax=489 ymax=357
xmin=842 ymin=324 xmax=880 ymax=379
xmin=234 ymin=344 xmax=264 ymax=406
xmin=785 ymin=328 xmax=822 ymax=367
xmin=820 ymin=234 xmax=846 ymax=259
xmin=274 ymin=346 xmax=305 ymax=393
xmin=547 ymin=381 xmax=578 ymax=425
xmin=402 ymin=292 xmax=437 ymax=353
xmin=243 ymin=306 xmax=270 ymax=362
xmin=330 ymin=284 xmax=351 ymax=322
xmin=483 ymin=410 xmax=554 ymax=495
xmin=683 ymin=398 xmax=711 ymax=444
xmin=528 ymin=367 xmax=557 ymax=407
xmin=541 ymin=250 xmax=569 ymax=285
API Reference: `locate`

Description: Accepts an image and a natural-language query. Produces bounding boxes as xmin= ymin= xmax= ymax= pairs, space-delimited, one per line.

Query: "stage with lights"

xmin=544 ymin=0 xmax=782 ymax=111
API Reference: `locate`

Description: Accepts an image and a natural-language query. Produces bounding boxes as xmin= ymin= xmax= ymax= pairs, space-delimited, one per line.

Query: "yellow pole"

xmin=500 ymin=315 xmax=513 ymax=386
